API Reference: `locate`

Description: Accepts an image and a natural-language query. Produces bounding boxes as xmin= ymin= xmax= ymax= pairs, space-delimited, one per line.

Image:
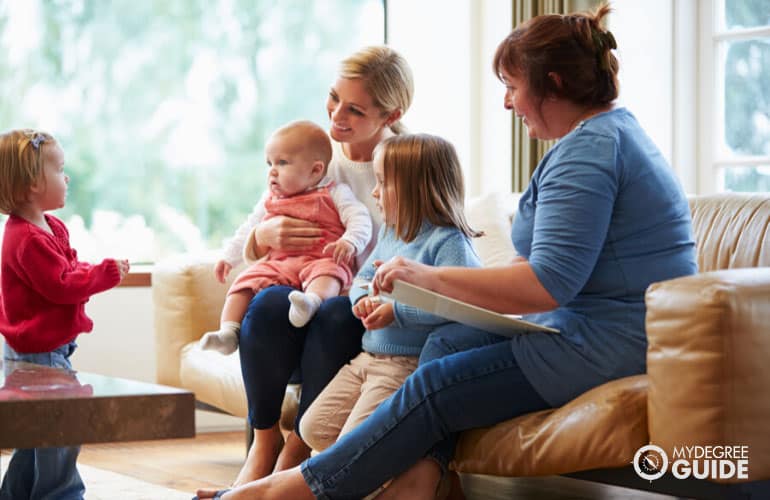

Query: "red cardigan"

xmin=0 ymin=214 xmax=121 ymax=353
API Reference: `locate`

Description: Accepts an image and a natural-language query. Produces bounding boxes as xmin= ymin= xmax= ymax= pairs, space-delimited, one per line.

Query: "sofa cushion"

xmin=465 ymin=192 xmax=520 ymax=267
xmin=180 ymin=342 xmax=299 ymax=432
xmin=452 ymin=375 xmax=648 ymax=476
xmin=689 ymin=193 xmax=770 ymax=272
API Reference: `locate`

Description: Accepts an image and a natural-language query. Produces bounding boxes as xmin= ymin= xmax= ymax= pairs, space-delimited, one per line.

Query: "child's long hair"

xmin=0 ymin=129 xmax=56 ymax=215
xmin=376 ymin=134 xmax=482 ymax=242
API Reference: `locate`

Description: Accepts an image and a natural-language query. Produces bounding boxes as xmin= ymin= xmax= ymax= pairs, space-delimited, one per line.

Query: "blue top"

xmin=510 ymin=107 xmax=697 ymax=406
xmin=350 ymin=222 xmax=481 ymax=356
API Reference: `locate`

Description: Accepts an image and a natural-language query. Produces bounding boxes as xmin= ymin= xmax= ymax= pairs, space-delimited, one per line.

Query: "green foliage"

xmin=0 ymin=0 xmax=383 ymax=260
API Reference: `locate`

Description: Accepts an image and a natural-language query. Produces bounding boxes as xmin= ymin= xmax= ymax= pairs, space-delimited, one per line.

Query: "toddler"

xmin=200 ymin=120 xmax=372 ymax=354
xmin=299 ymin=133 xmax=482 ymax=453
xmin=0 ymin=129 xmax=129 ymax=499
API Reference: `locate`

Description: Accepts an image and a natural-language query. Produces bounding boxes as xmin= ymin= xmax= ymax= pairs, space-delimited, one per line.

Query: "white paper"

xmin=382 ymin=280 xmax=559 ymax=337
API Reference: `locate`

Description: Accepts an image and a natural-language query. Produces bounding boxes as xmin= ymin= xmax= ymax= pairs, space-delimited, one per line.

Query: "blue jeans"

xmin=1 ymin=342 xmax=85 ymax=500
xmin=301 ymin=323 xmax=550 ymax=500
xmin=239 ymin=286 xmax=364 ymax=434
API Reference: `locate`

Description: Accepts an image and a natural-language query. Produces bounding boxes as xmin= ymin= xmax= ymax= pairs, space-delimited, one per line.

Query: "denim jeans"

xmin=301 ymin=323 xmax=550 ymax=500
xmin=1 ymin=342 xmax=85 ymax=500
xmin=239 ymin=286 xmax=364 ymax=434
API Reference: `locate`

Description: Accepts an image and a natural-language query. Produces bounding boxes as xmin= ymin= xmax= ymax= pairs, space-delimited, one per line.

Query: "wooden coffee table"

xmin=0 ymin=360 xmax=195 ymax=449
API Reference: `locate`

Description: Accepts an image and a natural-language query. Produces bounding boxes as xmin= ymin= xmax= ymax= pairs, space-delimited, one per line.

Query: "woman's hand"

xmin=352 ymin=297 xmax=394 ymax=330
xmin=254 ymin=215 xmax=324 ymax=253
xmin=214 ymin=260 xmax=232 ymax=284
xmin=371 ymin=256 xmax=437 ymax=295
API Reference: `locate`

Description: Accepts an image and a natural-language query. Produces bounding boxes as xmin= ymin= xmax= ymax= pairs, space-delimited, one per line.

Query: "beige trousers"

xmin=299 ymin=351 xmax=418 ymax=452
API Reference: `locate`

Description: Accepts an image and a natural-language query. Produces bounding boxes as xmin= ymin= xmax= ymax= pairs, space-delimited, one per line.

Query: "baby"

xmin=200 ymin=120 xmax=372 ymax=354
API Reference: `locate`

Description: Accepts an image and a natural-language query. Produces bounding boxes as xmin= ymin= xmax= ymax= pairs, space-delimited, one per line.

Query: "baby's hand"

xmin=214 ymin=260 xmax=233 ymax=284
xmin=323 ymin=239 xmax=356 ymax=265
xmin=116 ymin=259 xmax=130 ymax=280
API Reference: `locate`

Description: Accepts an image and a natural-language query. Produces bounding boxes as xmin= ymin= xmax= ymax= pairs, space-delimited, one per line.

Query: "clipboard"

xmin=381 ymin=280 xmax=559 ymax=337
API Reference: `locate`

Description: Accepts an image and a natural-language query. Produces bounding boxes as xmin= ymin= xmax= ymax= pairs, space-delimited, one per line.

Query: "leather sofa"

xmin=153 ymin=192 xmax=770 ymax=498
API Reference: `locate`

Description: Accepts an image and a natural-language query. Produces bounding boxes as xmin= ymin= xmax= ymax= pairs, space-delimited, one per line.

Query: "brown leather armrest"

xmin=646 ymin=268 xmax=770 ymax=481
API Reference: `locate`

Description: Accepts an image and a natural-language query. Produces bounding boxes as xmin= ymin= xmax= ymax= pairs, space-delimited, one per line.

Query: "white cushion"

xmin=465 ymin=192 xmax=520 ymax=268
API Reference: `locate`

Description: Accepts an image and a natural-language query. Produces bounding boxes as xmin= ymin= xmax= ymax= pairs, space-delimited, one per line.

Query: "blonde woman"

xmin=224 ymin=46 xmax=415 ymax=488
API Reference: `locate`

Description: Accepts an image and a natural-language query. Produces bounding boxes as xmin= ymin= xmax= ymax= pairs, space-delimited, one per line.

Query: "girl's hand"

xmin=352 ymin=295 xmax=380 ymax=319
xmin=361 ymin=302 xmax=394 ymax=330
xmin=254 ymin=215 xmax=323 ymax=252
xmin=214 ymin=260 xmax=232 ymax=284
xmin=352 ymin=296 xmax=394 ymax=329
xmin=372 ymin=256 xmax=437 ymax=295
xmin=323 ymin=239 xmax=356 ymax=265
xmin=116 ymin=259 xmax=130 ymax=280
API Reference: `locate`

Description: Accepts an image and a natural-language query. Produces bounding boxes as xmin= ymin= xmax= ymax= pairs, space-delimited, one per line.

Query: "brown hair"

xmin=0 ymin=129 xmax=56 ymax=214
xmin=376 ymin=134 xmax=482 ymax=243
xmin=339 ymin=46 xmax=414 ymax=134
xmin=493 ymin=3 xmax=618 ymax=108
xmin=271 ymin=120 xmax=332 ymax=175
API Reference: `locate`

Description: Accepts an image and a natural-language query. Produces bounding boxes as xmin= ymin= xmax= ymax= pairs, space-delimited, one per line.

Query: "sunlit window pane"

xmin=723 ymin=0 xmax=770 ymax=30
xmin=723 ymin=38 xmax=770 ymax=157
xmin=0 ymin=0 xmax=384 ymax=263
xmin=721 ymin=166 xmax=770 ymax=192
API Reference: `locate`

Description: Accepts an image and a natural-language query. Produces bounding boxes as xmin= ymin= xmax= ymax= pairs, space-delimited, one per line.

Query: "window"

xmin=0 ymin=0 xmax=384 ymax=262
xmin=700 ymin=0 xmax=770 ymax=192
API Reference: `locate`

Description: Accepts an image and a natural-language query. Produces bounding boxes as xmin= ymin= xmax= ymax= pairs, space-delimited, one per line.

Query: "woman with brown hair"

xmin=196 ymin=5 xmax=697 ymax=499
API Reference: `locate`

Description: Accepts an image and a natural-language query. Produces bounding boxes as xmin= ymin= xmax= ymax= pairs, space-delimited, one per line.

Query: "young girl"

xmin=0 ymin=129 xmax=129 ymax=499
xmin=200 ymin=120 xmax=372 ymax=354
xmin=298 ymin=133 xmax=482 ymax=454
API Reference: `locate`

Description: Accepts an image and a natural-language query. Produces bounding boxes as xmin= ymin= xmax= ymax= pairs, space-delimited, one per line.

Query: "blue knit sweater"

xmin=349 ymin=222 xmax=480 ymax=356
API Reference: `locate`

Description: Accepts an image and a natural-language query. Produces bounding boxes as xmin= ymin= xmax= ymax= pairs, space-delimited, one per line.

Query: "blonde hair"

xmin=339 ymin=46 xmax=414 ymax=134
xmin=376 ymin=134 xmax=482 ymax=242
xmin=270 ymin=120 xmax=333 ymax=175
xmin=0 ymin=129 xmax=56 ymax=215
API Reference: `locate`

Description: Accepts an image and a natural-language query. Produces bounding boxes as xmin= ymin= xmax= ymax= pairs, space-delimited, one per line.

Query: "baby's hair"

xmin=0 ymin=129 xmax=56 ymax=215
xmin=271 ymin=120 xmax=332 ymax=175
xmin=376 ymin=134 xmax=482 ymax=243
xmin=339 ymin=46 xmax=414 ymax=134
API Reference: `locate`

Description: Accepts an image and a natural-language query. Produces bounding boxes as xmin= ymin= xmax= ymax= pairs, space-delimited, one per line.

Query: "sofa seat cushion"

xmin=452 ymin=374 xmax=648 ymax=476
xmin=180 ymin=341 xmax=301 ymax=431
xmin=180 ymin=342 xmax=249 ymax=418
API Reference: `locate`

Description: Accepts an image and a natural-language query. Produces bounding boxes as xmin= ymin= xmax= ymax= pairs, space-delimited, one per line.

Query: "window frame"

xmin=697 ymin=0 xmax=770 ymax=193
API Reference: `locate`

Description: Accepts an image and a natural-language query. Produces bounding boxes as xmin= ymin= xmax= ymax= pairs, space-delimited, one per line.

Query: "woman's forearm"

xmin=431 ymin=263 xmax=558 ymax=315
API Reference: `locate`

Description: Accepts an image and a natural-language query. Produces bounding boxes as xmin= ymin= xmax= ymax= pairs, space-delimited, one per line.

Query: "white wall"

xmin=610 ymin=0 xmax=674 ymax=163
xmin=609 ymin=0 xmax=696 ymax=193
xmin=387 ymin=0 xmax=513 ymax=196
xmin=77 ymin=286 xmax=242 ymax=432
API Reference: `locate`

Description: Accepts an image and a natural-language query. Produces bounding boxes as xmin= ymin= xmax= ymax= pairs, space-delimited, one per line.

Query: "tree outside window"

xmin=0 ymin=0 xmax=384 ymax=262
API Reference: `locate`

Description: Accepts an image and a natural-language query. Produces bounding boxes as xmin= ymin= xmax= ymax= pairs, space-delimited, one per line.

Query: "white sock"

xmin=199 ymin=321 xmax=241 ymax=355
xmin=288 ymin=291 xmax=323 ymax=328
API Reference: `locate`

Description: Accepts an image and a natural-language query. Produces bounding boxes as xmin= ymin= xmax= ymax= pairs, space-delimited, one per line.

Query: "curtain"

xmin=510 ymin=0 xmax=599 ymax=191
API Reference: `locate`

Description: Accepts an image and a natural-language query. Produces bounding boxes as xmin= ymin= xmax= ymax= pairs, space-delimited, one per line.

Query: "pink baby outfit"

xmin=230 ymin=182 xmax=353 ymax=295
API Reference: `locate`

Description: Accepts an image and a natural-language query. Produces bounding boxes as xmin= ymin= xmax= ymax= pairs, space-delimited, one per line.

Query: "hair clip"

xmin=29 ymin=133 xmax=45 ymax=150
